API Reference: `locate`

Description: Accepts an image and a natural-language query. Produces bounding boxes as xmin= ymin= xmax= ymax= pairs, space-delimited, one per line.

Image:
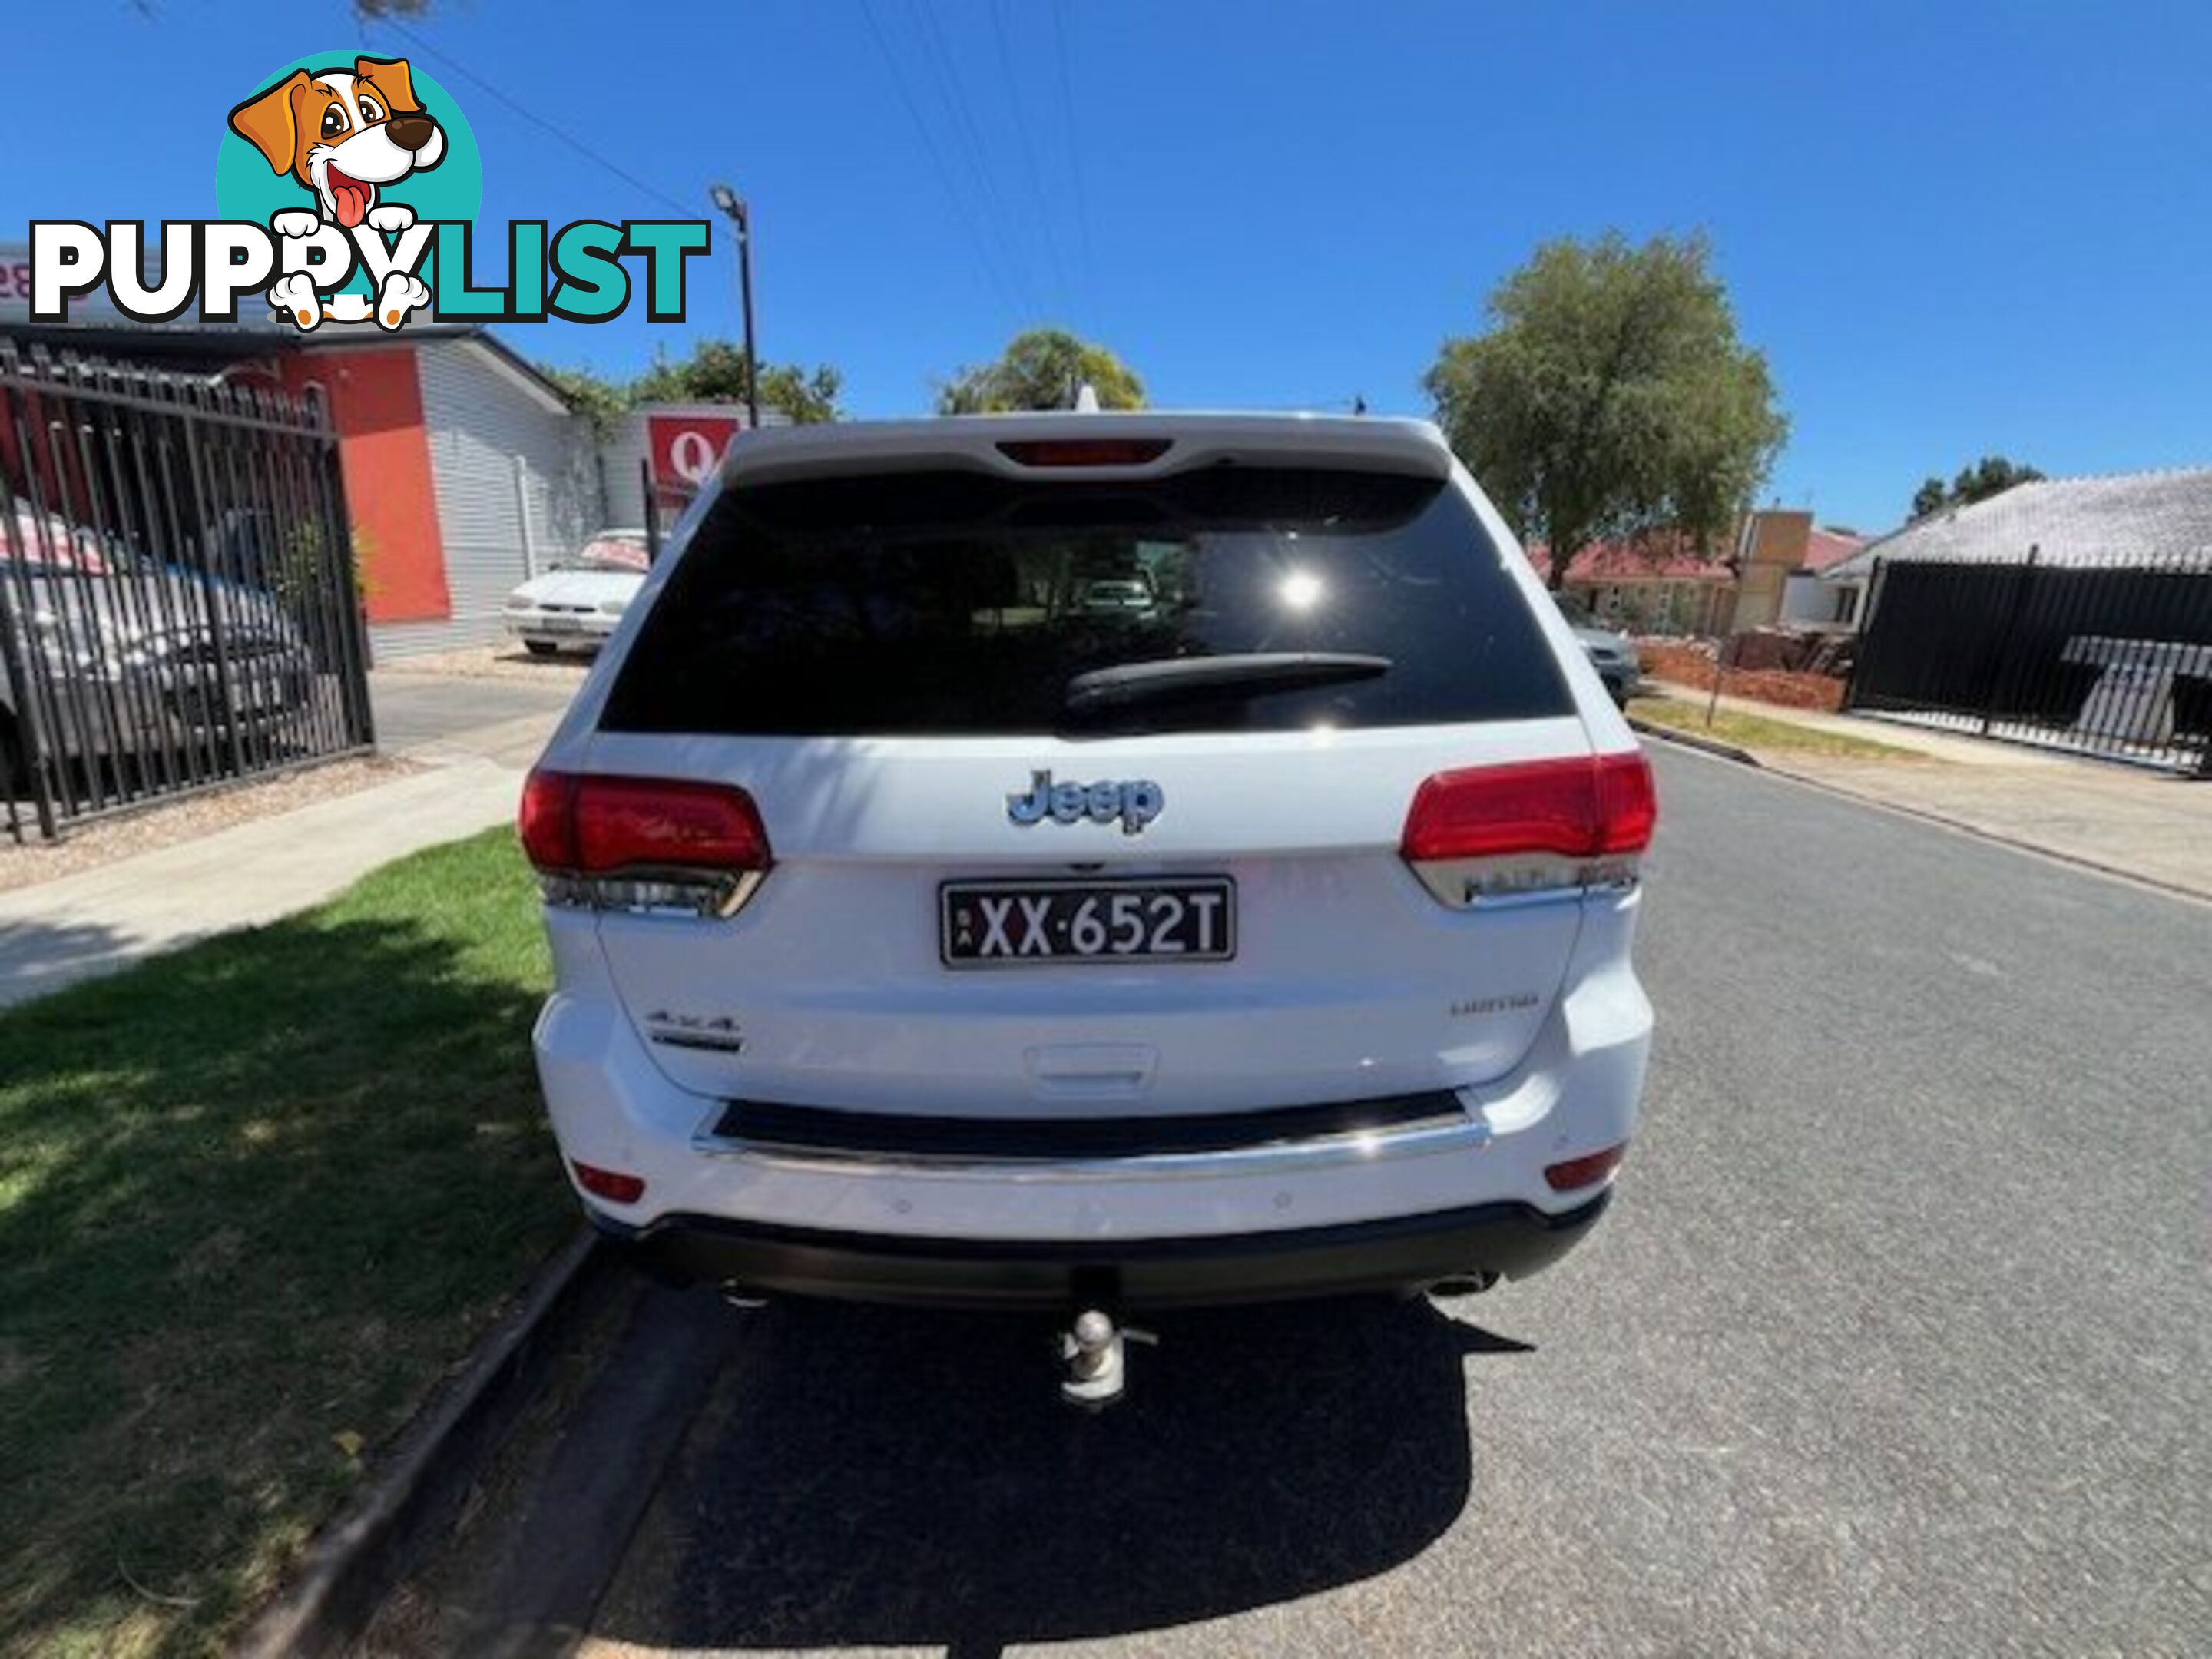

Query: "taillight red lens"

xmin=995 ymin=438 xmax=1173 ymax=467
xmin=1592 ymin=751 xmax=1658 ymax=854
xmin=518 ymin=769 xmax=579 ymax=869
xmin=1545 ymin=1141 xmax=1628 ymax=1192
xmin=519 ymin=770 xmax=770 ymax=875
xmin=573 ymin=777 xmax=770 ymax=873
xmin=1399 ymin=752 xmax=1656 ymax=863
xmin=571 ymin=1160 xmax=646 ymax=1204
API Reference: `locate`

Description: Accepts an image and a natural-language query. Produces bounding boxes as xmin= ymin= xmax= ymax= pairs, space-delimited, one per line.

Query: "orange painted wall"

xmin=280 ymin=349 xmax=448 ymax=624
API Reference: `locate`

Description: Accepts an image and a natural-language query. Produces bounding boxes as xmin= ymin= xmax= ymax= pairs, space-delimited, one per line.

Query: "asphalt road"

xmin=381 ymin=745 xmax=2212 ymax=1658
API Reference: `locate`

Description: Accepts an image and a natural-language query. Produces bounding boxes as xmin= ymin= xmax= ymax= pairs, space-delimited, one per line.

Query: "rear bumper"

xmin=591 ymin=1188 xmax=1611 ymax=1311
xmin=15 ymin=657 xmax=313 ymax=757
xmin=533 ymin=884 xmax=1652 ymax=1301
xmin=505 ymin=613 xmax=616 ymax=645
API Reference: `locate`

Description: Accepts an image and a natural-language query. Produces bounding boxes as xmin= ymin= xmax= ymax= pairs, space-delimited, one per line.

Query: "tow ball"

xmin=1058 ymin=1308 xmax=1156 ymax=1409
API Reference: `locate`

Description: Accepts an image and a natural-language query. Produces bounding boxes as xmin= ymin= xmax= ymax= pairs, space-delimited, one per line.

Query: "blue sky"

xmin=6 ymin=0 xmax=2208 ymax=531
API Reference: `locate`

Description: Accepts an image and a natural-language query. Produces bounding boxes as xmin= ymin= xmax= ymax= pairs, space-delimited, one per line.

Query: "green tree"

xmin=1909 ymin=455 xmax=2044 ymax=520
xmin=540 ymin=366 xmax=629 ymax=436
xmin=937 ymin=328 xmax=1146 ymax=414
xmin=1423 ymin=232 xmax=1787 ymax=589
xmin=753 ymin=363 xmax=843 ymax=426
xmin=631 ymin=340 xmax=843 ymax=424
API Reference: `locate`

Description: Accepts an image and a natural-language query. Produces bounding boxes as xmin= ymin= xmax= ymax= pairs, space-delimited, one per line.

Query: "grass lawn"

xmin=0 ymin=830 xmax=575 ymax=1658
xmin=1632 ymin=695 xmax=1929 ymax=762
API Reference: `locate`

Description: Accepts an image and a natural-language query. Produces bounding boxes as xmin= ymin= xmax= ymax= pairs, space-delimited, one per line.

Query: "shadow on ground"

xmin=590 ymin=1291 xmax=1520 ymax=1658
xmin=0 ymin=833 xmax=566 ymax=1656
xmin=0 ymin=913 xmax=141 ymax=1006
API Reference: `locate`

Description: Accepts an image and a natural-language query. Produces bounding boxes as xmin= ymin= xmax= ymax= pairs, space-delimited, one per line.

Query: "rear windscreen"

xmin=601 ymin=465 xmax=1571 ymax=738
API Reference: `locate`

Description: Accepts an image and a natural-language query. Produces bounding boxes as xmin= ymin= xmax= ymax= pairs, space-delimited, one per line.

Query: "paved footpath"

xmin=0 ymin=671 xmax=575 ymax=1008
xmin=1644 ymin=681 xmax=2212 ymax=900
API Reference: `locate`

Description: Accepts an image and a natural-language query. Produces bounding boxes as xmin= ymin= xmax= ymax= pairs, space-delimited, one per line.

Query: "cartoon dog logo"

xmin=227 ymin=57 xmax=442 ymax=331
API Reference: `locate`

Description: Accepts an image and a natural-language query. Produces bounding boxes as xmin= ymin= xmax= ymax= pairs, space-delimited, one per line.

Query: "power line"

xmin=990 ymin=0 xmax=1073 ymax=325
xmin=859 ymin=0 xmax=1025 ymax=322
xmin=375 ymin=18 xmax=700 ymax=220
xmin=1048 ymin=0 xmax=1103 ymax=333
xmin=906 ymin=2 xmax=1041 ymax=316
xmin=1243 ymin=395 xmax=1373 ymax=414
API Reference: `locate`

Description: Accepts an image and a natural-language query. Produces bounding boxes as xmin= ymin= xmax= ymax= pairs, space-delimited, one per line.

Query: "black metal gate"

xmin=1847 ymin=551 xmax=2212 ymax=774
xmin=0 ymin=343 xmax=376 ymax=841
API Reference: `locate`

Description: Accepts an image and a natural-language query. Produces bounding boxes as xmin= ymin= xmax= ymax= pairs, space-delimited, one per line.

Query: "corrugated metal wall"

xmin=372 ymin=339 xmax=603 ymax=659
xmin=600 ymin=411 xmax=654 ymax=531
xmin=599 ymin=404 xmax=783 ymax=532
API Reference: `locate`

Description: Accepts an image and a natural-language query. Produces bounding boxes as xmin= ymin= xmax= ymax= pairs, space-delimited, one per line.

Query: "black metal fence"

xmin=0 ymin=343 xmax=375 ymax=841
xmin=1848 ymin=551 xmax=2212 ymax=774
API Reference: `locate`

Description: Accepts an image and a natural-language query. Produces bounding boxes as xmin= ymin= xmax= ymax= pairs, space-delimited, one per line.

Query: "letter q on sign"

xmin=647 ymin=414 xmax=742 ymax=492
xmin=667 ymin=431 xmax=716 ymax=484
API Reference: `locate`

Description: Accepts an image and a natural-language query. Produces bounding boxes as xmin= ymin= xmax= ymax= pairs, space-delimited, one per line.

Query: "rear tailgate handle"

xmin=1025 ymin=1045 xmax=1157 ymax=1100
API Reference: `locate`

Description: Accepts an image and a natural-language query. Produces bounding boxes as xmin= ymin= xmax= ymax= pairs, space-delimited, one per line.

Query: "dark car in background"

xmin=0 ymin=502 xmax=317 ymax=778
xmin=1554 ymin=593 xmax=1641 ymax=706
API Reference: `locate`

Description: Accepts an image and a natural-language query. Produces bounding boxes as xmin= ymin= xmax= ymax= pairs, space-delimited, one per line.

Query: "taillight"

xmin=1400 ymin=752 xmax=1655 ymax=906
xmin=995 ymin=438 xmax=1173 ymax=468
xmin=1545 ymin=1141 xmax=1628 ymax=1192
xmin=519 ymin=770 xmax=771 ymax=918
xmin=518 ymin=769 xmax=579 ymax=869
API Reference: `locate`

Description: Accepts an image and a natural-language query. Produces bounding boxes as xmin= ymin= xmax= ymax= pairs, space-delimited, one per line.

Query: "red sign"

xmin=647 ymin=413 xmax=743 ymax=492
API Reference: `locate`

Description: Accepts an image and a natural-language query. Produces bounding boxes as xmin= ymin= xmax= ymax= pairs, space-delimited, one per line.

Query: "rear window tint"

xmin=601 ymin=465 xmax=1570 ymax=738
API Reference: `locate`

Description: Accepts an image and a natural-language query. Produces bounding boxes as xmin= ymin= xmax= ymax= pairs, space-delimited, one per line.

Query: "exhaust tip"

xmin=1428 ymin=1270 xmax=1502 ymax=1298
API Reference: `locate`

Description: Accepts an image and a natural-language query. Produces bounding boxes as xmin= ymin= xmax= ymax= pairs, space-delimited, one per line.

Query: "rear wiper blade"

xmin=1063 ymin=652 xmax=1392 ymax=713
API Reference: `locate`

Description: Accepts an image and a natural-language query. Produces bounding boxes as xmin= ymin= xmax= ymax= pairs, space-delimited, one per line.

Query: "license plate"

xmin=535 ymin=614 xmax=584 ymax=634
xmin=941 ymin=877 xmax=1235 ymax=967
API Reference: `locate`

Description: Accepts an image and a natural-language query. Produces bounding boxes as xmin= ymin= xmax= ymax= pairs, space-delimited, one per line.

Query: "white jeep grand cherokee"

xmin=521 ymin=412 xmax=1654 ymax=1324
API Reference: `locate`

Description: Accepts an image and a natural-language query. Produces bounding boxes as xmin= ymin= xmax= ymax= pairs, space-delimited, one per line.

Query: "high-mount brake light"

xmin=1399 ymin=752 xmax=1656 ymax=906
xmin=519 ymin=770 xmax=772 ymax=918
xmin=995 ymin=438 xmax=1174 ymax=468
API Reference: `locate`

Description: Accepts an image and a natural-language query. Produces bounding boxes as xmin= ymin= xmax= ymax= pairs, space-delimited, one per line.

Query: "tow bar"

xmin=1059 ymin=1308 xmax=1155 ymax=1409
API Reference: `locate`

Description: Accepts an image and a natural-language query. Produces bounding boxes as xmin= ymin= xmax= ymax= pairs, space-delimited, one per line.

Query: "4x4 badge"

xmin=643 ymin=1010 xmax=744 ymax=1052
xmin=1007 ymin=770 xmax=1164 ymax=836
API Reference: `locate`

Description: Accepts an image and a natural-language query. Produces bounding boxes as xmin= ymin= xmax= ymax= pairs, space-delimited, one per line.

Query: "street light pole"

xmin=708 ymin=182 xmax=760 ymax=431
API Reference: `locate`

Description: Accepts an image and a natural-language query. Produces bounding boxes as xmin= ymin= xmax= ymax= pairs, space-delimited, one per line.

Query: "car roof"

xmin=717 ymin=411 xmax=1455 ymax=489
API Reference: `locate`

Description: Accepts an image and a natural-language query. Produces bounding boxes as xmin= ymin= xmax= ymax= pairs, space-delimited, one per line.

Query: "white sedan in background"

xmin=504 ymin=531 xmax=651 ymax=656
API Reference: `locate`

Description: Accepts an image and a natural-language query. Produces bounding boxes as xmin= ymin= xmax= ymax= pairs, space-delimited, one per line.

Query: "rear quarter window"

xmin=601 ymin=465 xmax=1571 ymax=738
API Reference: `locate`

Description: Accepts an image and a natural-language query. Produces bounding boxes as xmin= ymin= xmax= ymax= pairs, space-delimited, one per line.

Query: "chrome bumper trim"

xmin=688 ymin=1104 xmax=1491 ymax=1181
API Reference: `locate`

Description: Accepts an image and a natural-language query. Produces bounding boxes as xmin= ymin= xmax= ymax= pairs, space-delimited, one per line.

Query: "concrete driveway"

xmin=0 ymin=671 xmax=579 ymax=1008
xmin=371 ymin=669 xmax=581 ymax=766
xmin=367 ymin=746 xmax=2212 ymax=1657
